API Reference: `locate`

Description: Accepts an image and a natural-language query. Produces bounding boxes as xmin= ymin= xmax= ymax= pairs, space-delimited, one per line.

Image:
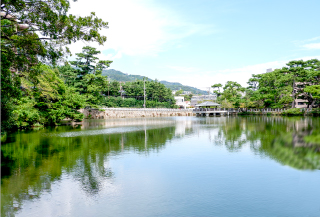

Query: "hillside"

xmin=101 ymin=69 xmax=152 ymax=82
xmin=102 ymin=69 xmax=207 ymax=95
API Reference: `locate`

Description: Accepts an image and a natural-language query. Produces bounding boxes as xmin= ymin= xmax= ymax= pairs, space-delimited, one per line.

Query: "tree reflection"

xmin=1 ymin=124 xmax=175 ymax=217
xmin=214 ymin=116 xmax=320 ymax=170
xmin=214 ymin=118 xmax=247 ymax=152
xmin=2 ymin=117 xmax=320 ymax=216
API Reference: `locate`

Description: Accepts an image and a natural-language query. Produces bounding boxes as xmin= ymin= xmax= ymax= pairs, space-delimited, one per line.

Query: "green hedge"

xmin=281 ymin=108 xmax=303 ymax=116
xmin=309 ymin=108 xmax=320 ymax=116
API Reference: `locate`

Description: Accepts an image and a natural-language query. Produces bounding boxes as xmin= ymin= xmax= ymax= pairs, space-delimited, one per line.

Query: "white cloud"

xmin=302 ymin=43 xmax=320 ymax=50
xmin=294 ymin=36 xmax=320 ymax=50
xmin=163 ymin=56 xmax=320 ymax=90
xmin=303 ymin=36 xmax=320 ymax=42
xmin=67 ymin=0 xmax=215 ymax=60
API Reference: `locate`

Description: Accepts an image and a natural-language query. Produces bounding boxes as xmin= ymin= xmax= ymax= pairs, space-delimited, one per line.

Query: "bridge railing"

xmin=192 ymin=108 xmax=314 ymax=112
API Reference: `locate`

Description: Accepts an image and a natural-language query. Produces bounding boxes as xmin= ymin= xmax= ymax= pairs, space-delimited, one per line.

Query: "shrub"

xmin=281 ymin=108 xmax=303 ymax=116
xmin=309 ymin=108 xmax=320 ymax=116
xmin=12 ymin=97 xmax=41 ymax=128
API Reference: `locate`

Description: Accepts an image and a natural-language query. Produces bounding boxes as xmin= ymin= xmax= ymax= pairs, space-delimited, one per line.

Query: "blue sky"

xmin=68 ymin=0 xmax=320 ymax=90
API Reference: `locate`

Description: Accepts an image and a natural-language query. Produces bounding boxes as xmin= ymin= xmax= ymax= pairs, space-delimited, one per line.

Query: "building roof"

xmin=195 ymin=101 xmax=220 ymax=107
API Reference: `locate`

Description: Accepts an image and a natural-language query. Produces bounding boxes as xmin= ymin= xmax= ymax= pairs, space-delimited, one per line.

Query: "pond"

xmin=2 ymin=116 xmax=320 ymax=217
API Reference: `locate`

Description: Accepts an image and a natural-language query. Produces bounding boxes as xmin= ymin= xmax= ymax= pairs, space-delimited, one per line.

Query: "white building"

xmin=182 ymin=91 xmax=192 ymax=95
xmin=190 ymin=95 xmax=217 ymax=107
xmin=266 ymin=68 xmax=273 ymax=73
xmin=174 ymin=96 xmax=190 ymax=109
xmin=293 ymin=82 xmax=308 ymax=108
xmin=172 ymin=90 xmax=192 ymax=96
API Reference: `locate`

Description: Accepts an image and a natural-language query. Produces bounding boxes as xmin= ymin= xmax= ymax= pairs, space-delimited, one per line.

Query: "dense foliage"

xmin=1 ymin=1 xmax=176 ymax=132
xmin=121 ymin=80 xmax=176 ymax=108
xmin=212 ymin=59 xmax=320 ymax=109
xmin=2 ymin=45 xmax=176 ymax=131
xmin=14 ymin=65 xmax=86 ymax=128
xmin=1 ymin=0 xmax=108 ymax=131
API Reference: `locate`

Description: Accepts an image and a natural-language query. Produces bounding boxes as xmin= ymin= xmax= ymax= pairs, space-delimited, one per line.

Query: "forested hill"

xmin=159 ymin=81 xmax=206 ymax=94
xmin=101 ymin=69 xmax=151 ymax=82
xmin=102 ymin=69 xmax=207 ymax=94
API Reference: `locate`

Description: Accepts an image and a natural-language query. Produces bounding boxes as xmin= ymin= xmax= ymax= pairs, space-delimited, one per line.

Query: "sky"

xmin=68 ymin=0 xmax=320 ymax=91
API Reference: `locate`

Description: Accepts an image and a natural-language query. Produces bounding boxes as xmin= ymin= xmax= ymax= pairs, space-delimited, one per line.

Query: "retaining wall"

xmin=79 ymin=108 xmax=194 ymax=119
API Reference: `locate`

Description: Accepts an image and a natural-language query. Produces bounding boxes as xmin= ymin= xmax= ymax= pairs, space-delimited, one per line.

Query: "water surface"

xmin=2 ymin=116 xmax=320 ymax=217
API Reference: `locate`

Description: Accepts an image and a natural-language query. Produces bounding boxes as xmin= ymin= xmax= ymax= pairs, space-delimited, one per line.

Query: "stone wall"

xmin=79 ymin=108 xmax=194 ymax=119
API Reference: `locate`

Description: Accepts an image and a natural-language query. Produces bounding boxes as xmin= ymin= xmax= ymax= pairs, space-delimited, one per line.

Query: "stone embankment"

xmin=79 ymin=108 xmax=194 ymax=119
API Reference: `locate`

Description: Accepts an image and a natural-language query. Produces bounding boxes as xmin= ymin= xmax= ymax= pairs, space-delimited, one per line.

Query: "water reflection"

xmin=1 ymin=117 xmax=320 ymax=216
xmin=1 ymin=119 xmax=177 ymax=216
xmin=210 ymin=117 xmax=320 ymax=169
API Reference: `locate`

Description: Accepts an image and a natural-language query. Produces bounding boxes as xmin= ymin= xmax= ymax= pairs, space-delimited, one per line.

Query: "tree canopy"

xmin=1 ymin=0 xmax=109 ymax=131
xmin=1 ymin=0 xmax=108 ymax=70
xmin=212 ymin=59 xmax=320 ymax=109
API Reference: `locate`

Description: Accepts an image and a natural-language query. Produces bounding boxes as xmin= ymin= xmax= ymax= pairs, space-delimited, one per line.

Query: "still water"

xmin=2 ymin=116 xmax=320 ymax=217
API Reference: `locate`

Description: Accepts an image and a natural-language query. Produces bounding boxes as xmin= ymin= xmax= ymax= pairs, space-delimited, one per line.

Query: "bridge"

xmin=193 ymin=108 xmax=231 ymax=117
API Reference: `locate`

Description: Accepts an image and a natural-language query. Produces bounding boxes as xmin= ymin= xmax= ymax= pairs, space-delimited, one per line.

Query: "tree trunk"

xmin=311 ymin=99 xmax=316 ymax=108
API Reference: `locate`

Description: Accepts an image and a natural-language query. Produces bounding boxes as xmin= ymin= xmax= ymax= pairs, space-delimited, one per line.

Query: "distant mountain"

xmin=158 ymin=80 xmax=207 ymax=95
xmin=102 ymin=69 xmax=151 ymax=82
xmin=102 ymin=69 xmax=207 ymax=95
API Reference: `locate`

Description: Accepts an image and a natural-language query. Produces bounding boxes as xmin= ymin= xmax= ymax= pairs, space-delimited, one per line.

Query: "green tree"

xmin=210 ymin=59 xmax=320 ymax=109
xmin=222 ymin=81 xmax=244 ymax=99
xmin=301 ymin=59 xmax=320 ymax=107
xmin=13 ymin=65 xmax=85 ymax=127
xmin=121 ymin=80 xmax=175 ymax=108
xmin=122 ymin=80 xmax=144 ymax=98
xmin=221 ymin=81 xmax=245 ymax=108
xmin=107 ymin=81 xmax=121 ymax=96
xmin=70 ymin=46 xmax=112 ymax=76
xmin=69 ymin=46 xmax=112 ymax=95
xmin=247 ymin=75 xmax=259 ymax=91
xmin=250 ymin=69 xmax=292 ymax=108
xmin=304 ymin=85 xmax=320 ymax=107
xmin=1 ymin=0 xmax=109 ymax=131
xmin=282 ymin=60 xmax=309 ymax=108
xmin=175 ymin=89 xmax=183 ymax=96
xmin=83 ymin=74 xmax=109 ymax=106
xmin=1 ymin=51 xmax=21 ymax=130
xmin=250 ymin=59 xmax=320 ymax=108
xmin=58 ymin=64 xmax=78 ymax=87
xmin=1 ymin=1 xmax=108 ymax=71
xmin=184 ymin=94 xmax=193 ymax=101
xmin=211 ymin=83 xmax=223 ymax=97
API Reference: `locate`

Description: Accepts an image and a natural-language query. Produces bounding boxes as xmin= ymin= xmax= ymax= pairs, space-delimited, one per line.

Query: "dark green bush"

xmin=310 ymin=108 xmax=320 ymax=116
xmin=281 ymin=108 xmax=303 ymax=116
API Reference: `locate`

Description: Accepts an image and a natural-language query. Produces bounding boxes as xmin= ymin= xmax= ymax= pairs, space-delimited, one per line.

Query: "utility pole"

xmin=108 ymin=78 xmax=110 ymax=96
xmin=120 ymin=82 xmax=122 ymax=97
xmin=144 ymin=79 xmax=146 ymax=108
